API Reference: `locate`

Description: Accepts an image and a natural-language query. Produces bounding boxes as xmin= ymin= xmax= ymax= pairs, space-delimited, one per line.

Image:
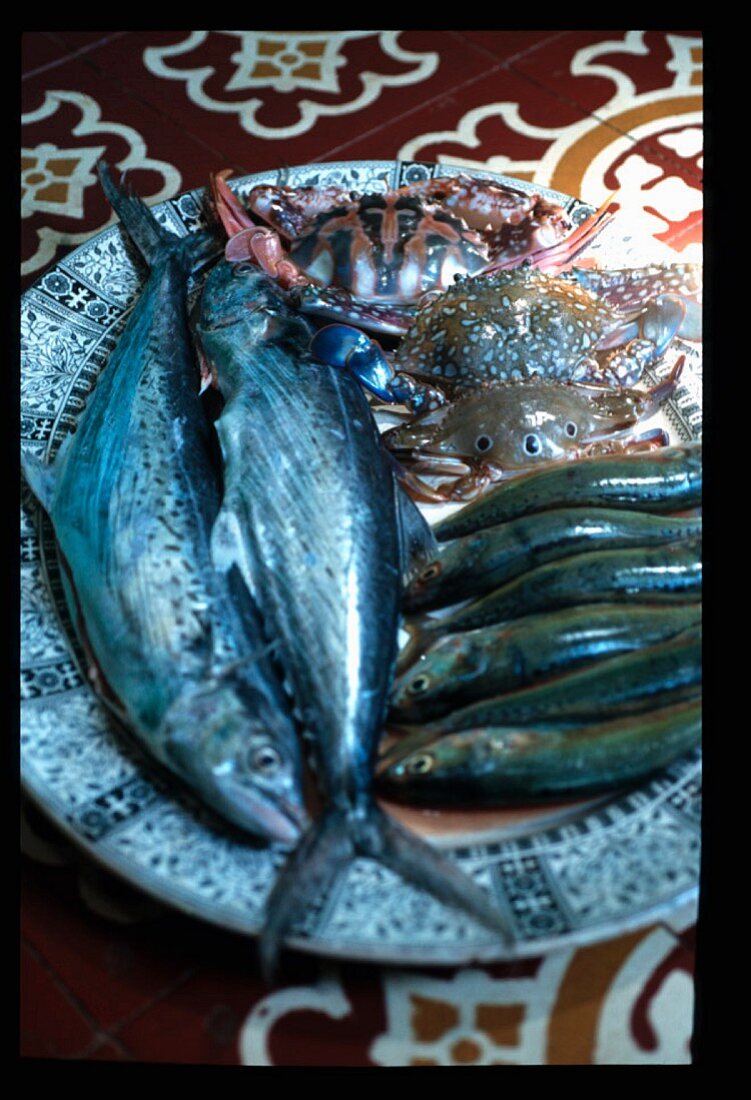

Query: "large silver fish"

xmin=197 ymin=259 xmax=511 ymax=975
xmin=21 ymin=165 xmax=309 ymax=846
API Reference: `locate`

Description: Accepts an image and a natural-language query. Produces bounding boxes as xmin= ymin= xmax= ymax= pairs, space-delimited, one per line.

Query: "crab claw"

xmin=311 ymin=324 xmax=412 ymax=403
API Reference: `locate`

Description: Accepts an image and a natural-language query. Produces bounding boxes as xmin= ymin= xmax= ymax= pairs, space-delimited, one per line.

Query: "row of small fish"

xmin=378 ymin=445 xmax=702 ymax=805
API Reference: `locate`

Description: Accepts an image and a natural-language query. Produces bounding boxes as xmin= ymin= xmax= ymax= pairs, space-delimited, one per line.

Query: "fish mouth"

xmin=209 ymin=784 xmax=310 ymax=845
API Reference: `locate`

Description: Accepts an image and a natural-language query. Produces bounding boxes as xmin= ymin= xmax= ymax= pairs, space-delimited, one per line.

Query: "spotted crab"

xmin=209 ymin=170 xmax=615 ymax=335
xmin=309 ymin=262 xmax=701 ymax=412
xmin=382 ymin=360 xmax=684 ymax=502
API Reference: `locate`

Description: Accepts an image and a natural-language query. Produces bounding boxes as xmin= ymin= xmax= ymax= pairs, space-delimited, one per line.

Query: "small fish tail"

xmin=260 ymin=800 xmax=511 ymax=982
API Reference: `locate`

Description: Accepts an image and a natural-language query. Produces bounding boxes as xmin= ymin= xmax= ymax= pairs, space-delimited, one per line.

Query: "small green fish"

xmin=388 ymin=627 xmax=701 ymax=754
xmin=405 ymin=507 xmax=702 ymax=612
xmin=433 ymin=443 xmax=702 ymax=541
xmin=400 ymin=537 xmax=702 ymax=667
xmin=378 ymin=699 xmax=702 ymax=805
xmin=391 ymin=602 xmax=703 ymax=722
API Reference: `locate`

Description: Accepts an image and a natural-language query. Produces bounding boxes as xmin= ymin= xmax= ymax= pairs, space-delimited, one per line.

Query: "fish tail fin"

xmin=260 ymin=800 xmax=511 ymax=982
xmin=260 ymin=810 xmax=355 ymax=982
xmin=97 ymin=161 xmax=219 ymax=271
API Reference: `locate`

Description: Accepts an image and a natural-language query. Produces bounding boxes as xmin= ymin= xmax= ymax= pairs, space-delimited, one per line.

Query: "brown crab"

xmin=382 ymin=360 xmax=684 ymax=502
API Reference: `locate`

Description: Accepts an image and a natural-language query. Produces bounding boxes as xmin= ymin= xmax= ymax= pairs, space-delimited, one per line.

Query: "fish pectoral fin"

xmin=394 ymin=474 xmax=439 ymax=585
xmin=210 ymin=502 xmax=257 ymax=593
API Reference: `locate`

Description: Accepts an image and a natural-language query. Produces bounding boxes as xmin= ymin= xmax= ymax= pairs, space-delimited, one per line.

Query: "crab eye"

xmin=523 ymin=433 xmax=542 ymax=455
xmin=419 ymin=562 xmax=442 ymax=584
xmin=475 ymin=434 xmax=494 ymax=454
xmin=407 ymin=675 xmax=430 ymax=696
xmin=249 ymin=744 xmax=282 ymax=775
xmin=565 ymin=421 xmax=578 ymax=438
xmin=407 ymin=752 xmax=435 ymax=775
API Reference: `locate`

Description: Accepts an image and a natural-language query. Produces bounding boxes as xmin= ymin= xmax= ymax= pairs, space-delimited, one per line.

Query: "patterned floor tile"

xmin=57 ymin=31 xmax=500 ymax=176
xmin=511 ymin=30 xmax=702 ymax=112
xmin=323 ymin=65 xmax=599 ymax=186
xmin=22 ymin=59 xmax=223 ymax=290
xmin=21 ymin=860 xmax=196 ymax=1032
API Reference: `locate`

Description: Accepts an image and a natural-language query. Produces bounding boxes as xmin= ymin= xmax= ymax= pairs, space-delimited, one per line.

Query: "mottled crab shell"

xmin=285 ymin=192 xmax=491 ymax=302
xmin=396 ymin=267 xmax=620 ymax=389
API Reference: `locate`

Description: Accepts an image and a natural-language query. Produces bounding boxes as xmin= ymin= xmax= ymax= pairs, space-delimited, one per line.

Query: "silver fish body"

xmin=198 ymin=261 xmax=511 ymax=974
xmin=22 ymin=168 xmax=309 ymax=845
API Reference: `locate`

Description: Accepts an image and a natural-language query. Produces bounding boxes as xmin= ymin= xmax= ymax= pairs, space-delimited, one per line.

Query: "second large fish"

xmin=197 ymin=260 xmax=511 ymax=974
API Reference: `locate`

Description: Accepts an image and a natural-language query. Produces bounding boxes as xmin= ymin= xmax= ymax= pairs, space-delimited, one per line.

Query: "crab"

xmin=209 ymin=170 xmax=615 ymax=335
xmin=309 ymin=261 xmax=701 ymax=412
xmin=381 ymin=358 xmax=684 ymax=503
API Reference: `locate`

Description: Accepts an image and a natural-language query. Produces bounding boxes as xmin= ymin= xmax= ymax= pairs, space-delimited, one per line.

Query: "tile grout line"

xmin=22 ymin=32 xmax=130 ymax=81
xmin=506 ymin=65 xmax=704 ymax=183
xmin=21 ymin=932 xmax=199 ymax=1060
xmin=453 ymin=29 xmax=569 ymax=69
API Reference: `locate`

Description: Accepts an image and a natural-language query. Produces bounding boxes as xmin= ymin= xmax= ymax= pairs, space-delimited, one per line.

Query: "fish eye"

xmin=407 ymin=752 xmax=434 ymax=775
xmin=419 ymin=562 xmax=442 ymax=584
xmin=565 ymin=421 xmax=578 ymax=438
xmin=407 ymin=674 xmax=430 ymax=695
xmin=475 ymin=434 xmax=494 ymax=454
xmin=232 ymin=262 xmax=255 ymax=276
xmin=523 ymin=433 xmax=542 ymax=455
xmin=249 ymin=744 xmax=282 ymax=775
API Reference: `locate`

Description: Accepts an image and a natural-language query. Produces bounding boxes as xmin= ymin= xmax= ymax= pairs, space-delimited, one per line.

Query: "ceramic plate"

xmin=20 ymin=160 xmax=702 ymax=965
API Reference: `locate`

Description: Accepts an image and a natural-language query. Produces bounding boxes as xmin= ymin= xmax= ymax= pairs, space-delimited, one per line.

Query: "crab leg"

xmin=489 ymin=193 xmax=618 ymax=275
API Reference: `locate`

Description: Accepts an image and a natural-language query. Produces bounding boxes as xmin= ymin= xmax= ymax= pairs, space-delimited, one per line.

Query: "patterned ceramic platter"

xmin=20 ymin=160 xmax=702 ymax=965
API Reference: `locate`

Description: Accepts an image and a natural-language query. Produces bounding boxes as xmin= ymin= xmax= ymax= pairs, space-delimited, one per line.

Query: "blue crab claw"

xmin=310 ymin=324 xmax=406 ymax=402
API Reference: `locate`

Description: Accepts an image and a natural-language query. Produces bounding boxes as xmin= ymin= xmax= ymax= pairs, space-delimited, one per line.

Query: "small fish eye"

xmin=407 ymin=752 xmax=434 ymax=775
xmin=249 ymin=745 xmax=282 ymax=775
xmin=565 ymin=421 xmax=578 ymax=438
xmin=523 ymin=433 xmax=541 ymax=455
xmin=408 ymin=675 xmax=430 ymax=695
xmin=419 ymin=562 xmax=442 ymax=583
xmin=475 ymin=434 xmax=494 ymax=453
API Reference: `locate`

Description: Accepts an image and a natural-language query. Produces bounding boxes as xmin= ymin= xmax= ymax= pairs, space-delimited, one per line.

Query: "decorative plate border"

xmin=20 ymin=161 xmax=701 ymax=965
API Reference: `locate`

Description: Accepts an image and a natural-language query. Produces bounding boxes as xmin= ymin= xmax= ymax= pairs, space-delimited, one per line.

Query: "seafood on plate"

xmin=195 ymin=258 xmax=511 ymax=977
xmin=398 ymin=537 xmax=702 ymax=669
xmin=378 ymin=698 xmax=702 ymax=806
xmin=388 ymin=626 xmax=702 ymax=746
xmin=20 ymin=165 xmax=311 ymax=846
xmin=209 ymin=170 xmax=615 ymax=334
